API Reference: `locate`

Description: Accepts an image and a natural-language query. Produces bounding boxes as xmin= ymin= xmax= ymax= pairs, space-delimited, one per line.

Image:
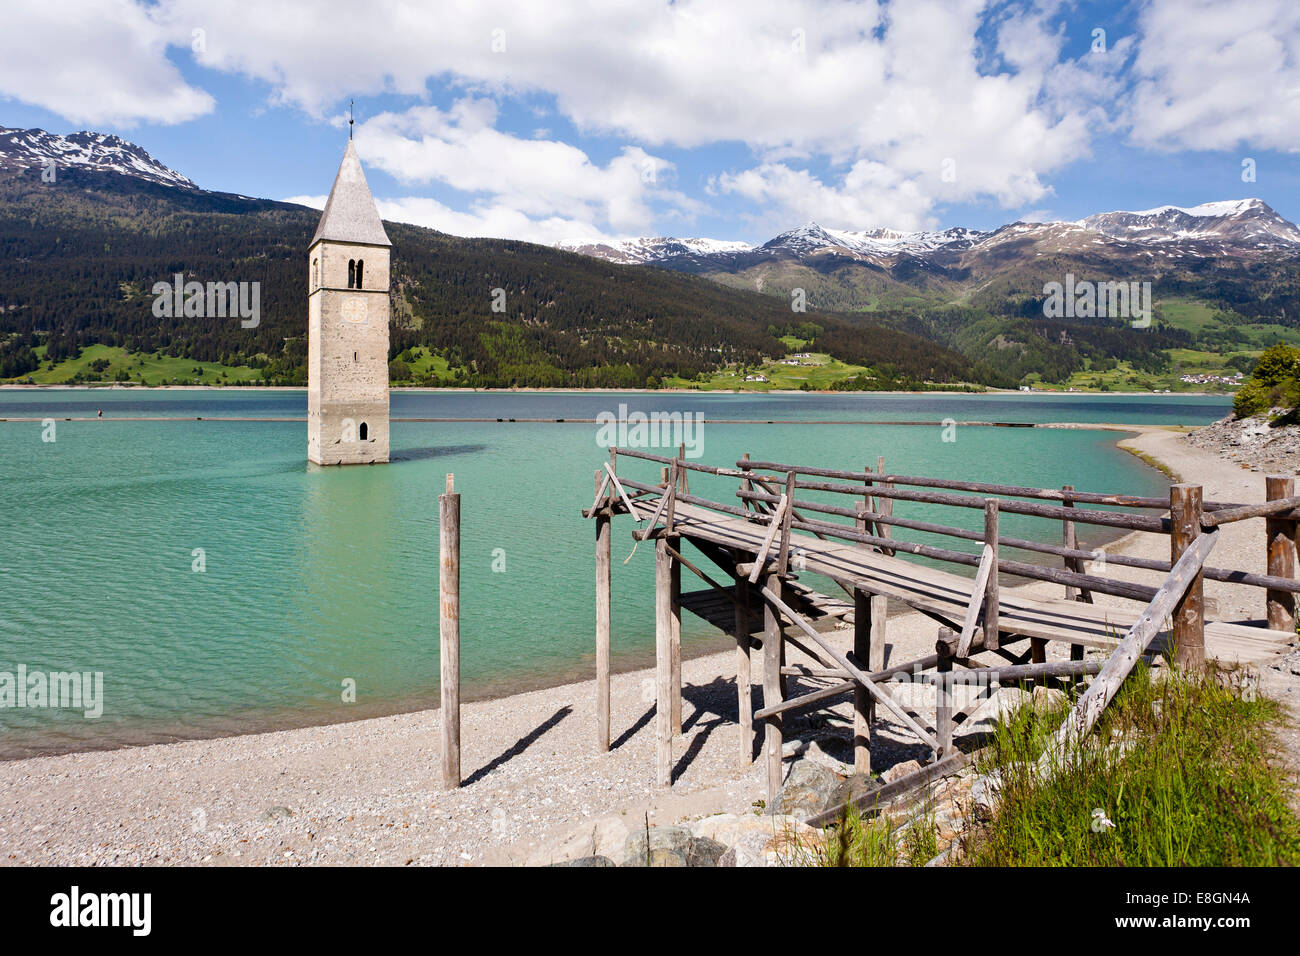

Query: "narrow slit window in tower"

xmin=356 ymin=260 xmax=364 ymax=287
xmin=347 ymin=259 xmax=356 ymax=288
xmin=359 ymin=422 xmax=368 ymax=441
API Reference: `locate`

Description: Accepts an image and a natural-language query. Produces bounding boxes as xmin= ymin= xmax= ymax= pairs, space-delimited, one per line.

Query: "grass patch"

xmin=963 ymin=664 xmax=1300 ymax=866
xmin=13 ymin=344 xmax=261 ymax=386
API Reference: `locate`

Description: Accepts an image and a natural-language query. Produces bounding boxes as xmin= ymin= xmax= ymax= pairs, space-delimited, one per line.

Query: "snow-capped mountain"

xmin=0 ymin=127 xmax=196 ymax=189
xmin=556 ymin=235 xmax=752 ymax=264
xmin=1080 ymin=199 xmax=1300 ymax=251
xmin=558 ymin=199 xmax=1300 ymax=268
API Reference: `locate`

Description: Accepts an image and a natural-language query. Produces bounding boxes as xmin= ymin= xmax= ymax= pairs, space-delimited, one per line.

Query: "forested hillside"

xmin=0 ymin=167 xmax=976 ymax=388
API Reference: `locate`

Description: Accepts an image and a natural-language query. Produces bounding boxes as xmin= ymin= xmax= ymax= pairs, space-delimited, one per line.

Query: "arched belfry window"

xmin=359 ymin=422 xmax=369 ymax=441
xmin=356 ymin=260 xmax=364 ymax=288
xmin=312 ymin=257 xmax=319 ymax=289
xmin=347 ymin=259 xmax=356 ymax=288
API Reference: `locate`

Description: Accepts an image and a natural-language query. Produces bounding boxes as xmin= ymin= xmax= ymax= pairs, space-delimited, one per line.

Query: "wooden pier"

xmin=583 ymin=450 xmax=1298 ymax=810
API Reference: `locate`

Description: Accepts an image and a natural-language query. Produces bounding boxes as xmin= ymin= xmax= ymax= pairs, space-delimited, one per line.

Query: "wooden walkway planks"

xmin=627 ymin=498 xmax=1288 ymax=666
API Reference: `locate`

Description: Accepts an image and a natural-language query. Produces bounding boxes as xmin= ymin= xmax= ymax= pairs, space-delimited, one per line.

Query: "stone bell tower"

xmin=307 ymin=139 xmax=391 ymax=465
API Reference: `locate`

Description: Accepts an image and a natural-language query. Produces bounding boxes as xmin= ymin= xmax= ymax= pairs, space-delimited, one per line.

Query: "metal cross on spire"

xmin=349 ymin=99 xmax=354 ymax=139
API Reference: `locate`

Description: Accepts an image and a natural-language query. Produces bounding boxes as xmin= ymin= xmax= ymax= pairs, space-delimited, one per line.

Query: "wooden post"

xmin=655 ymin=536 xmax=673 ymax=786
xmin=595 ymin=470 xmax=611 ymax=752
xmin=440 ymin=473 xmax=461 ymax=789
xmin=735 ymin=566 xmax=753 ymax=765
xmin=852 ymin=588 xmax=876 ymax=773
xmin=763 ymin=571 xmax=784 ymax=802
xmin=670 ymin=534 xmax=682 ymax=736
xmin=1170 ymin=483 xmax=1206 ymax=670
xmin=876 ymin=455 xmax=893 ymax=554
xmin=678 ymin=441 xmax=689 ymax=495
xmin=739 ymin=452 xmax=751 ymax=512
xmin=862 ymin=463 xmax=876 ymax=537
xmin=984 ymin=499 xmax=1000 ymax=652
xmin=1266 ymin=475 xmax=1297 ymax=633
xmin=1062 ymin=484 xmax=1088 ymax=660
xmin=659 ymin=465 xmax=681 ymax=734
xmin=777 ymin=470 xmax=796 ymax=576
xmin=935 ymin=629 xmax=954 ymax=760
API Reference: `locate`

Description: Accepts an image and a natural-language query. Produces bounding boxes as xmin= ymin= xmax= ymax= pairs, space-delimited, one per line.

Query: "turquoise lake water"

xmin=0 ymin=390 xmax=1230 ymax=757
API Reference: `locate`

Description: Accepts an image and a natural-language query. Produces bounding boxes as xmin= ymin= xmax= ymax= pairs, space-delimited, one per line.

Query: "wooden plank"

xmin=440 ymin=474 xmax=461 ymax=789
xmin=1170 ymin=484 xmax=1206 ymax=670
xmin=595 ymin=470 xmax=611 ymax=753
xmin=1053 ymin=530 xmax=1218 ymax=755
xmin=1266 ymin=475 xmax=1297 ymax=632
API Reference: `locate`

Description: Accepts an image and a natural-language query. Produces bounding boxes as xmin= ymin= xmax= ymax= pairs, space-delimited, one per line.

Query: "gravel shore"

xmin=1 ymin=424 xmax=1294 ymax=866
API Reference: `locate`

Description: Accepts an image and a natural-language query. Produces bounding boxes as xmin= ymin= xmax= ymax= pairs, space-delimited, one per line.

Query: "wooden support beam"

xmin=807 ymin=753 xmax=969 ymax=828
xmin=747 ymin=493 xmax=788 ymax=584
xmin=760 ymin=585 xmax=939 ymax=751
xmin=755 ymin=652 xmax=942 ymax=721
xmin=1054 ymin=530 xmax=1217 ymax=755
xmin=1266 ymin=475 xmax=1297 ymax=633
xmin=763 ymin=571 xmax=785 ymax=802
xmin=735 ymin=568 xmax=753 ymax=766
xmin=655 ymin=537 xmax=673 ymax=787
xmin=595 ymin=470 xmax=611 ymax=753
xmin=440 ymin=474 xmax=461 ymax=789
xmin=1170 ymin=484 xmax=1206 ymax=670
xmin=954 ymin=544 xmax=994 ymax=658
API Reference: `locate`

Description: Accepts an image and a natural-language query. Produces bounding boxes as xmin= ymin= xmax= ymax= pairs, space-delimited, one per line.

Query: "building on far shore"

xmin=306 ymin=139 xmax=392 ymax=465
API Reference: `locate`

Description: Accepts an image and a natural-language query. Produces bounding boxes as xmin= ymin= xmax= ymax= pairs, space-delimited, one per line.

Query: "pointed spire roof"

xmin=311 ymin=140 xmax=391 ymax=247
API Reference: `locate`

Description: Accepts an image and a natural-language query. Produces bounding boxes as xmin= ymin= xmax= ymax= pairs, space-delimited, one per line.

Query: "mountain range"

xmin=559 ymin=198 xmax=1300 ymax=268
xmin=1 ymin=125 xmax=1297 ymax=391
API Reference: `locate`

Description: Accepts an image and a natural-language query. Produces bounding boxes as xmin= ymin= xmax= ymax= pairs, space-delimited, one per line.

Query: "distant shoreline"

xmin=0 ymin=383 xmax=1230 ymax=398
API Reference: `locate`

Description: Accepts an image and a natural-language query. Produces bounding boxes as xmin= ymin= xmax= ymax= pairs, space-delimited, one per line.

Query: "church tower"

xmin=307 ymin=140 xmax=391 ymax=465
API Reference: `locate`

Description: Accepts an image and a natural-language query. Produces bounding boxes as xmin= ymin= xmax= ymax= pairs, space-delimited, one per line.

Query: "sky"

xmin=3 ymin=0 xmax=1300 ymax=246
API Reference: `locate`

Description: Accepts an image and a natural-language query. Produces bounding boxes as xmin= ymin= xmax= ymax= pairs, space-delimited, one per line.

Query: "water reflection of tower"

xmin=289 ymin=467 xmax=408 ymax=689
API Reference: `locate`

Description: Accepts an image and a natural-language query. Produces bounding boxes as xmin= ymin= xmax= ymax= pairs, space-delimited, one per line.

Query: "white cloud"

xmin=354 ymin=99 xmax=698 ymax=236
xmin=1127 ymin=0 xmax=1300 ymax=151
xmin=2 ymin=0 xmax=213 ymax=126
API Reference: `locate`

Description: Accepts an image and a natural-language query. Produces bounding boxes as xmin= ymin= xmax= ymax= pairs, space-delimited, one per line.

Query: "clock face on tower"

xmin=342 ymin=296 xmax=368 ymax=326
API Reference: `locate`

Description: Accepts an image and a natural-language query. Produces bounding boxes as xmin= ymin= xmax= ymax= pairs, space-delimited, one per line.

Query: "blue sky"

xmin=4 ymin=0 xmax=1300 ymax=244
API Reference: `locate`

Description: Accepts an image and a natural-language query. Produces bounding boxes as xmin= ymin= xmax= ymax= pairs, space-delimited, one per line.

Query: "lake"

xmin=0 ymin=389 xmax=1229 ymax=757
